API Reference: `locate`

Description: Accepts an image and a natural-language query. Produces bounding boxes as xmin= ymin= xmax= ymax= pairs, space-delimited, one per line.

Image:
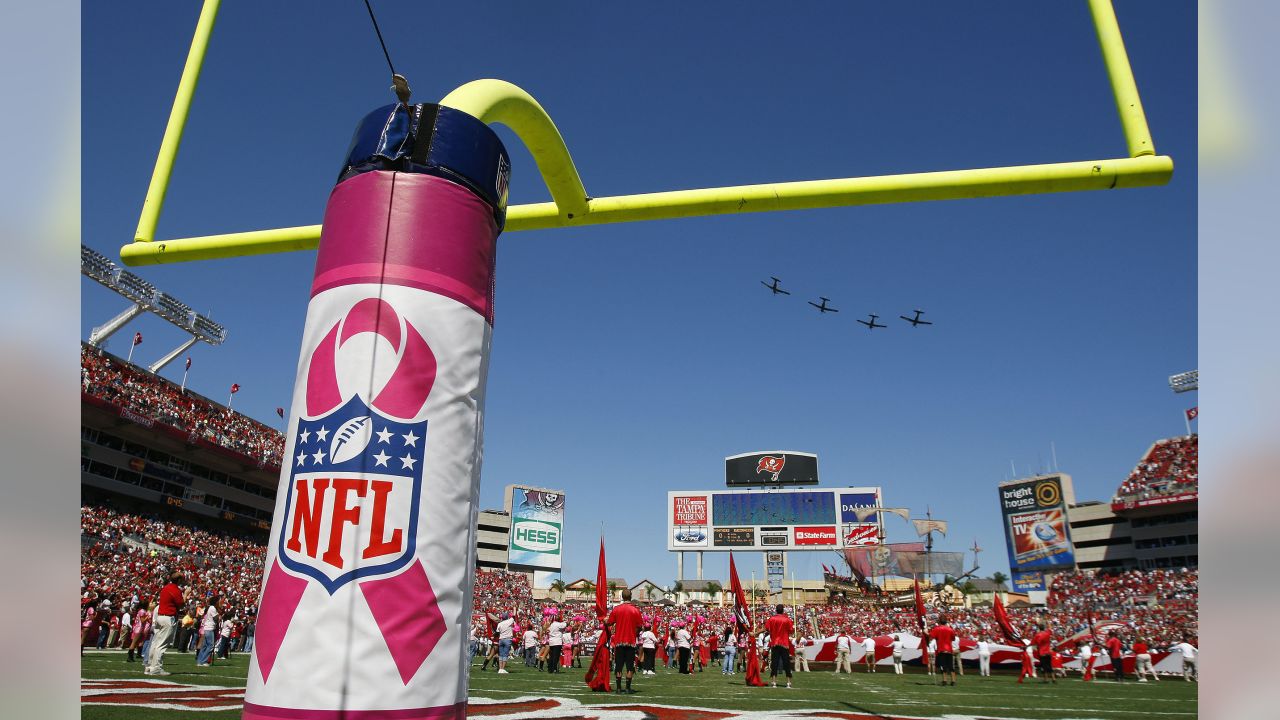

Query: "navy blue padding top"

xmin=338 ymin=103 xmax=511 ymax=229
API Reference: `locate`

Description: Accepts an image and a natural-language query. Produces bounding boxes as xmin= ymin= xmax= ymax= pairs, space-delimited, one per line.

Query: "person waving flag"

xmin=729 ymin=553 xmax=766 ymax=687
xmin=914 ymin=578 xmax=929 ymax=670
xmin=585 ymin=538 xmax=612 ymax=692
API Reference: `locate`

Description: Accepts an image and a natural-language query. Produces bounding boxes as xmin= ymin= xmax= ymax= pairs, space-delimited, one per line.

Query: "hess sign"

xmin=725 ymin=451 xmax=818 ymax=487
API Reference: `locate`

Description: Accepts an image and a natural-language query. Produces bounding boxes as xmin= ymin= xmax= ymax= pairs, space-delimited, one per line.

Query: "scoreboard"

xmin=668 ymin=486 xmax=883 ymax=552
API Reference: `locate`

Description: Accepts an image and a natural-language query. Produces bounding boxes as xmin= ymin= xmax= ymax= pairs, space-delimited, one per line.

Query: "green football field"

xmin=81 ymin=651 xmax=1197 ymax=719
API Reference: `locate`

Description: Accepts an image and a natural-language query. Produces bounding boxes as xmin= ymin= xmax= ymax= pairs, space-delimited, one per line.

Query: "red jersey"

xmin=1133 ymin=641 xmax=1148 ymax=654
xmin=1106 ymin=637 xmax=1122 ymax=658
xmin=1033 ymin=630 xmax=1053 ymax=656
xmin=157 ymin=582 xmax=184 ymax=616
xmin=764 ymin=614 xmax=793 ymax=648
xmin=606 ymin=603 xmax=643 ymax=646
xmin=928 ymin=624 xmax=956 ymax=653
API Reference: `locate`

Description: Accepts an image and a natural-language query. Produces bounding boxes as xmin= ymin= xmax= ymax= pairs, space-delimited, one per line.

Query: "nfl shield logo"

xmin=279 ymin=395 xmax=426 ymax=593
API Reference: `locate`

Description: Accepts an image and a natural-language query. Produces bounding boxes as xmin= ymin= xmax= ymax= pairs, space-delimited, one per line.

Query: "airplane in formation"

xmin=760 ymin=277 xmax=791 ymax=295
xmin=761 ymin=281 xmax=932 ymax=329
xmin=899 ymin=309 xmax=933 ymax=327
xmin=807 ymin=297 xmax=838 ymax=314
xmin=856 ymin=313 xmax=888 ymax=329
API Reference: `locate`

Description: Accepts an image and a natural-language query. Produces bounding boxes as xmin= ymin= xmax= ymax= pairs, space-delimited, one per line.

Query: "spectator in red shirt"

xmin=1133 ymin=638 xmax=1158 ymax=682
xmin=145 ymin=570 xmax=190 ymax=676
xmin=929 ymin=615 xmax=958 ymax=686
xmin=764 ymin=605 xmax=794 ymax=688
xmin=1032 ymin=622 xmax=1056 ymax=684
xmin=1106 ymin=631 xmax=1125 ymax=682
xmin=605 ymin=588 xmax=643 ymax=694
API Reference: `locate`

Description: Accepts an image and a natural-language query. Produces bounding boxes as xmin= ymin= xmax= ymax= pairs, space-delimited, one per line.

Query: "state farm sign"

xmin=793 ymin=526 xmax=837 ymax=546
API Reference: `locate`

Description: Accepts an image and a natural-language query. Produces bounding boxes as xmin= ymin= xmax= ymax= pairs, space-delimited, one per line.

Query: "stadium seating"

xmin=82 ymin=344 xmax=285 ymax=467
xmin=81 ymin=505 xmax=264 ymax=630
xmin=1047 ymin=568 xmax=1197 ymax=611
xmin=1113 ymin=435 xmax=1198 ymax=503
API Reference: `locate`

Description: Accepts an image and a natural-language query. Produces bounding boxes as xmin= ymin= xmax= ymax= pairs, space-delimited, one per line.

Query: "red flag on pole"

xmin=913 ymin=578 xmax=929 ymax=668
xmin=132 ymin=332 xmax=143 ymax=346
xmin=276 ymin=407 xmax=285 ymax=419
xmin=231 ymin=383 xmax=240 ymax=394
xmin=728 ymin=553 xmax=766 ymax=686
xmin=585 ymin=537 xmax=611 ymax=692
xmin=185 ymin=356 xmax=191 ymax=371
xmin=992 ymin=593 xmax=1022 ymax=644
xmin=1185 ymin=407 xmax=1198 ymax=421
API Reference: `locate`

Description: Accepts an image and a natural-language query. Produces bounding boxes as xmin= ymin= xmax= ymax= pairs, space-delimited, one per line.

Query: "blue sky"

xmin=81 ymin=1 xmax=1196 ymax=586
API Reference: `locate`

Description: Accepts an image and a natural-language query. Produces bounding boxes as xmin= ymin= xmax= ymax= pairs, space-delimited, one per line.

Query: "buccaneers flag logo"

xmin=756 ymin=455 xmax=785 ymax=482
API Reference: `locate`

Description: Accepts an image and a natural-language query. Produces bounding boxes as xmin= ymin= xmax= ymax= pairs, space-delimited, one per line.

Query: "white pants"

xmin=834 ymin=648 xmax=851 ymax=674
xmin=979 ymin=652 xmax=991 ymax=676
xmin=1135 ymin=653 xmax=1158 ymax=680
xmin=147 ymin=615 xmax=176 ymax=672
xmin=796 ymin=654 xmax=809 ymax=672
xmin=1183 ymin=657 xmax=1198 ymax=681
xmin=893 ymin=652 xmax=903 ymax=674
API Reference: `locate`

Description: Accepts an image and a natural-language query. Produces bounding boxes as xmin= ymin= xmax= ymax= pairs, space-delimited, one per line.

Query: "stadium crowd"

xmin=1046 ymin=568 xmax=1198 ymax=612
xmin=1114 ymin=435 xmax=1198 ymax=502
xmin=81 ymin=344 xmax=285 ymax=467
xmin=80 ymin=505 xmax=1196 ymax=666
xmin=80 ymin=505 xmax=264 ymax=659
xmin=463 ymin=571 xmax=1196 ymax=659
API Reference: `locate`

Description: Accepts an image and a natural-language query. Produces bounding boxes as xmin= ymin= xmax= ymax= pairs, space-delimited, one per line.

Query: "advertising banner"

xmin=841 ymin=523 xmax=880 ymax=547
xmin=673 ymin=495 xmax=708 ymax=525
xmin=998 ymin=476 xmax=1076 ymax=572
xmin=838 ymin=491 xmax=881 ymax=522
xmin=506 ymin=485 xmax=565 ymax=572
xmin=1111 ymin=491 xmax=1197 ymax=512
xmin=793 ymin=526 xmax=838 ymax=546
xmin=1011 ymin=570 xmax=1047 ymax=592
xmin=672 ymin=526 xmax=708 ymax=547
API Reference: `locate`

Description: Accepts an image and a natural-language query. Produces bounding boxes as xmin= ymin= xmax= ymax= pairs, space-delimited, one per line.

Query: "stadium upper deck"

xmin=81 ymin=343 xmax=283 ymax=532
xmin=1111 ymin=435 xmax=1197 ymax=512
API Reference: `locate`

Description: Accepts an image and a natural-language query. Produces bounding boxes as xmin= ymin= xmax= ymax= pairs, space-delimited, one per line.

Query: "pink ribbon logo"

xmin=305 ymin=297 xmax=437 ymax=420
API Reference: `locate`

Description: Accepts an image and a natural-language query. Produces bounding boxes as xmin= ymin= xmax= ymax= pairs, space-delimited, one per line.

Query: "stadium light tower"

xmin=1169 ymin=369 xmax=1198 ymax=394
xmin=81 ymin=244 xmax=226 ymax=371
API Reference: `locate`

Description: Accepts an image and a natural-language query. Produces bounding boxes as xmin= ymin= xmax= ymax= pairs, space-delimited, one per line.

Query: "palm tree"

xmin=607 ymin=580 xmax=619 ymax=599
xmin=580 ymin=580 xmax=595 ymax=600
xmin=705 ymin=580 xmax=722 ymax=597
xmin=991 ymin=572 xmax=1009 ymax=589
xmin=550 ymin=578 xmax=566 ymax=600
xmin=672 ymin=580 xmax=683 ymax=593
